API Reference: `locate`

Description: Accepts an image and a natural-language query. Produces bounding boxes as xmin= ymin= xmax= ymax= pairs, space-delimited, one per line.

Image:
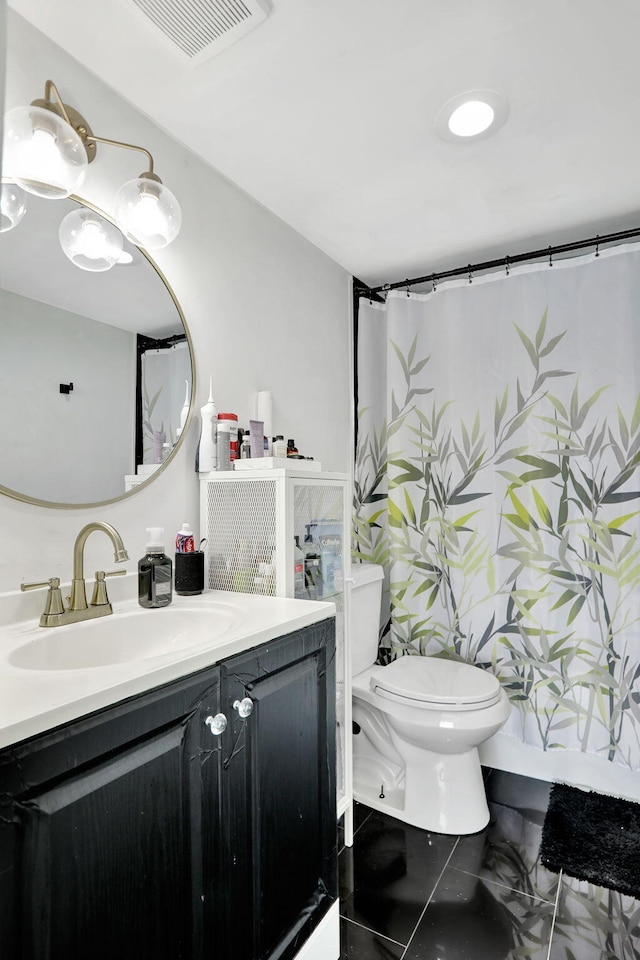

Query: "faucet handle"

xmin=91 ymin=569 xmax=126 ymax=607
xmin=21 ymin=577 xmax=59 ymax=591
xmin=21 ymin=578 xmax=66 ymax=618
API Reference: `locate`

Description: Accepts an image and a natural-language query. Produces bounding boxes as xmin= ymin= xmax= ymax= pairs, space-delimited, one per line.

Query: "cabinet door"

xmin=0 ymin=667 xmax=222 ymax=960
xmin=219 ymin=619 xmax=337 ymax=960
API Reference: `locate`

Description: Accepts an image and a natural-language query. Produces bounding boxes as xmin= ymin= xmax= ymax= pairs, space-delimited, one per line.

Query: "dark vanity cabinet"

xmin=0 ymin=618 xmax=336 ymax=960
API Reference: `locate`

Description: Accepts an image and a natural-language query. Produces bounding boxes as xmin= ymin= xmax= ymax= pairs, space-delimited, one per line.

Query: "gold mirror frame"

xmin=0 ymin=191 xmax=195 ymax=510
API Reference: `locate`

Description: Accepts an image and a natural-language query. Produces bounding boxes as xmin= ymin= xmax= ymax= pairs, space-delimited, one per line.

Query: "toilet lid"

xmin=370 ymin=656 xmax=502 ymax=708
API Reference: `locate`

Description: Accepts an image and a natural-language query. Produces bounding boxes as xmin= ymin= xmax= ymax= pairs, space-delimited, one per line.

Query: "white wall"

xmin=0 ymin=289 xmax=135 ymax=502
xmin=1 ymin=12 xmax=352 ymax=588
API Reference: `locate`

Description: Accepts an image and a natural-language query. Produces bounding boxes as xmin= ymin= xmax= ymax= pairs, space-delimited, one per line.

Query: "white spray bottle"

xmin=177 ymin=379 xmax=190 ymax=438
xmin=198 ymin=377 xmax=217 ymax=472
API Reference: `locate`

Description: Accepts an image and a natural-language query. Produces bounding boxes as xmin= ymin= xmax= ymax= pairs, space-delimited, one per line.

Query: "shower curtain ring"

xmin=468 ymin=264 xmax=473 ymax=284
xmin=405 ymin=279 xmax=411 ymax=297
xmin=505 ymin=256 xmax=510 ymax=276
xmin=595 ymin=235 xmax=600 ymax=258
xmin=431 ymin=273 xmax=437 ymax=293
xmin=548 ymin=246 xmax=553 ymax=268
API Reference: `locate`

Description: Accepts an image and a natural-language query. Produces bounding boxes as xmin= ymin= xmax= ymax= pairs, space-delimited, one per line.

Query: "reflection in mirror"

xmin=0 ymin=188 xmax=193 ymax=507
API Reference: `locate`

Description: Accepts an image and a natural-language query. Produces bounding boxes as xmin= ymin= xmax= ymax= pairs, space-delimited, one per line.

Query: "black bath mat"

xmin=540 ymin=782 xmax=640 ymax=899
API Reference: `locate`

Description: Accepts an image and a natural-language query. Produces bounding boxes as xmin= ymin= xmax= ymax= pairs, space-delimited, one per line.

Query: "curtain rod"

xmin=354 ymin=225 xmax=640 ymax=298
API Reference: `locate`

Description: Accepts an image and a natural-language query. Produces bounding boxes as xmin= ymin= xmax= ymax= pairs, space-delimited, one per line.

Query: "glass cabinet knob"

xmin=233 ymin=697 xmax=253 ymax=719
xmin=204 ymin=713 xmax=227 ymax=735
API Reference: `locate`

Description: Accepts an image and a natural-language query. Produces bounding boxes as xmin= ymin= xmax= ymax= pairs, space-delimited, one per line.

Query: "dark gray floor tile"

xmin=486 ymin=769 xmax=551 ymax=824
xmin=353 ymin=800 xmax=372 ymax=833
xmin=339 ymin=809 xmax=456 ymax=945
xmin=549 ymin=873 xmax=640 ymax=959
xmin=403 ymin=869 xmax=555 ymax=960
xmin=339 ymin=843 xmax=357 ymax=903
xmin=340 ymin=917 xmax=405 ymax=959
xmin=449 ymin=783 xmax=558 ymax=903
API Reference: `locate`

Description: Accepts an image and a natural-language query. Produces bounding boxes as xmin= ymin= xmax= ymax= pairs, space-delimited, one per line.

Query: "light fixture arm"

xmin=42 ymin=79 xmax=73 ymax=127
xmin=85 ymin=135 xmax=157 ymax=180
xmin=34 ymin=79 xmax=159 ymax=179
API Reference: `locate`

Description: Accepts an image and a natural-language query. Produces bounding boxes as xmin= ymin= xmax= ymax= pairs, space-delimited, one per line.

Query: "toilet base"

xmin=353 ymin=735 xmax=491 ymax=835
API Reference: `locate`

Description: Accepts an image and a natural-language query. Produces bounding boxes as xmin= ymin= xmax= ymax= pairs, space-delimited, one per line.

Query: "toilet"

xmin=350 ymin=562 xmax=510 ymax=835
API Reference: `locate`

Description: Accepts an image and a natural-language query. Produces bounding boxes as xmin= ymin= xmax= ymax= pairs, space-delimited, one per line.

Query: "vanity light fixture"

xmin=2 ymin=79 xmax=181 ymax=250
xmin=434 ymin=90 xmax=509 ymax=143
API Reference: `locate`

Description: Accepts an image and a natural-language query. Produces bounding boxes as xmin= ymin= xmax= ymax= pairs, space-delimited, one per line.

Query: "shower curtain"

xmin=354 ymin=245 xmax=640 ymax=769
xmin=141 ymin=340 xmax=190 ymax=463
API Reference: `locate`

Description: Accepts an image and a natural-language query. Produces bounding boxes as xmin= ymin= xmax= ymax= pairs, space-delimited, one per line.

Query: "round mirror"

xmin=0 ymin=188 xmax=194 ymax=508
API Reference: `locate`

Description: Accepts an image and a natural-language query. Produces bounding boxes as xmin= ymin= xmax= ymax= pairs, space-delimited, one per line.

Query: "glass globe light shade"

xmin=114 ymin=176 xmax=182 ymax=250
xmin=59 ymin=207 xmax=124 ymax=272
xmin=0 ymin=182 xmax=28 ymax=232
xmin=2 ymin=105 xmax=88 ymax=199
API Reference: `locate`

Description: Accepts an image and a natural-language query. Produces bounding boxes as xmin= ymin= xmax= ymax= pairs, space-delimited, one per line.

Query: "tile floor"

xmin=338 ymin=769 xmax=640 ymax=959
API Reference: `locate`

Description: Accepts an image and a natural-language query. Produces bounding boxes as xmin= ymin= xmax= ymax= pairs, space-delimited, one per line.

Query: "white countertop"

xmin=0 ymin=583 xmax=335 ymax=750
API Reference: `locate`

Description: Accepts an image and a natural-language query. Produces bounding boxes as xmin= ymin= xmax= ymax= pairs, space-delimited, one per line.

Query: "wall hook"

xmin=59 ymin=382 xmax=74 ymax=395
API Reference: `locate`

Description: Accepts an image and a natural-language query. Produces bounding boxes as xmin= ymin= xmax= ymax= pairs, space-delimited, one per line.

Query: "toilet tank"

xmin=350 ymin=562 xmax=384 ymax=677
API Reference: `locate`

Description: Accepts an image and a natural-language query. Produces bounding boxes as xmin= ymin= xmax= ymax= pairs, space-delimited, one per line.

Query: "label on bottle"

xmin=176 ymin=532 xmax=195 ymax=553
xmin=217 ymin=428 xmax=231 ymax=471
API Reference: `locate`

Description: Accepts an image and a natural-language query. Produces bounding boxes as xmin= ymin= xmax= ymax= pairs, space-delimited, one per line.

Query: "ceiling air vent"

xmin=130 ymin=0 xmax=271 ymax=63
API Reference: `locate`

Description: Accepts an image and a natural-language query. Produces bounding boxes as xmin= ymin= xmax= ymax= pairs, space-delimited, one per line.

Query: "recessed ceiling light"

xmin=434 ymin=90 xmax=508 ymax=142
xmin=448 ymin=100 xmax=495 ymax=137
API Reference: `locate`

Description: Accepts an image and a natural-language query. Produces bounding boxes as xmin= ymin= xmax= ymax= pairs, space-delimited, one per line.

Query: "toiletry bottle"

xmin=176 ymin=522 xmax=195 ymax=553
xmin=240 ymin=431 xmax=251 ymax=459
xmin=217 ymin=421 xmax=231 ymax=471
xmin=232 ymin=538 xmax=252 ymax=592
xmin=153 ymin=429 xmax=166 ymax=463
xmin=138 ymin=527 xmax=173 ymax=608
xmin=218 ymin=413 xmax=239 ymax=460
xmin=304 ymin=524 xmax=322 ymax=599
xmin=287 ymin=438 xmax=298 ymax=457
xmin=197 ymin=377 xmax=217 ymax=473
xmin=294 ymin=536 xmax=305 ymax=598
xmin=273 ymin=435 xmax=287 ymax=458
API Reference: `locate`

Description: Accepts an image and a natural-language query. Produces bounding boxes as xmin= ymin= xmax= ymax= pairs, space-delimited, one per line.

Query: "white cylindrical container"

xmin=256 ymin=391 xmax=272 ymax=437
xmin=198 ymin=377 xmax=217 ymax=472
xmin=179 ymin=379 xmax=190 ymax=435
xmin=256 ymin=390 xmax=272 ymax=454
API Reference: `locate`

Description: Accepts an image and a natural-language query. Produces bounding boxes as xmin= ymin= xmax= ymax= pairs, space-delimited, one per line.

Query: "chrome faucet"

xmin=21 ymin=521 xmax=130 ymax=627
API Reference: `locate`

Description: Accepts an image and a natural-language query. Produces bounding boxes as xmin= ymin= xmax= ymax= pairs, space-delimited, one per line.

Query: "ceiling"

xmin=7 ymin=0 xmax=640 ymax=288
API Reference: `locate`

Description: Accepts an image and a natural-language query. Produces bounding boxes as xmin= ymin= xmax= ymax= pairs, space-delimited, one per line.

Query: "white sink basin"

xmin=9 ymin=601 xmax=246 ymax=671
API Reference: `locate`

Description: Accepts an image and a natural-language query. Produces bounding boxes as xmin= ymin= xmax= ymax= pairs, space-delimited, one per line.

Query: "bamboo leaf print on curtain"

xmin=354 ymin=246 xmax=640 ymax=769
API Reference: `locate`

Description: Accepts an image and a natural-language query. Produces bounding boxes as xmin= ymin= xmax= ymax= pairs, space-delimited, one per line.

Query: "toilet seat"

xmin=370 ymin=656 xmax=502 ymax=712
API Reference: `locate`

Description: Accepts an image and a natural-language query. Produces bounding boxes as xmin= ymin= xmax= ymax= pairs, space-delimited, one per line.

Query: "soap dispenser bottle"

xmin=138 ymin=527 xmax=173 ymax=608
